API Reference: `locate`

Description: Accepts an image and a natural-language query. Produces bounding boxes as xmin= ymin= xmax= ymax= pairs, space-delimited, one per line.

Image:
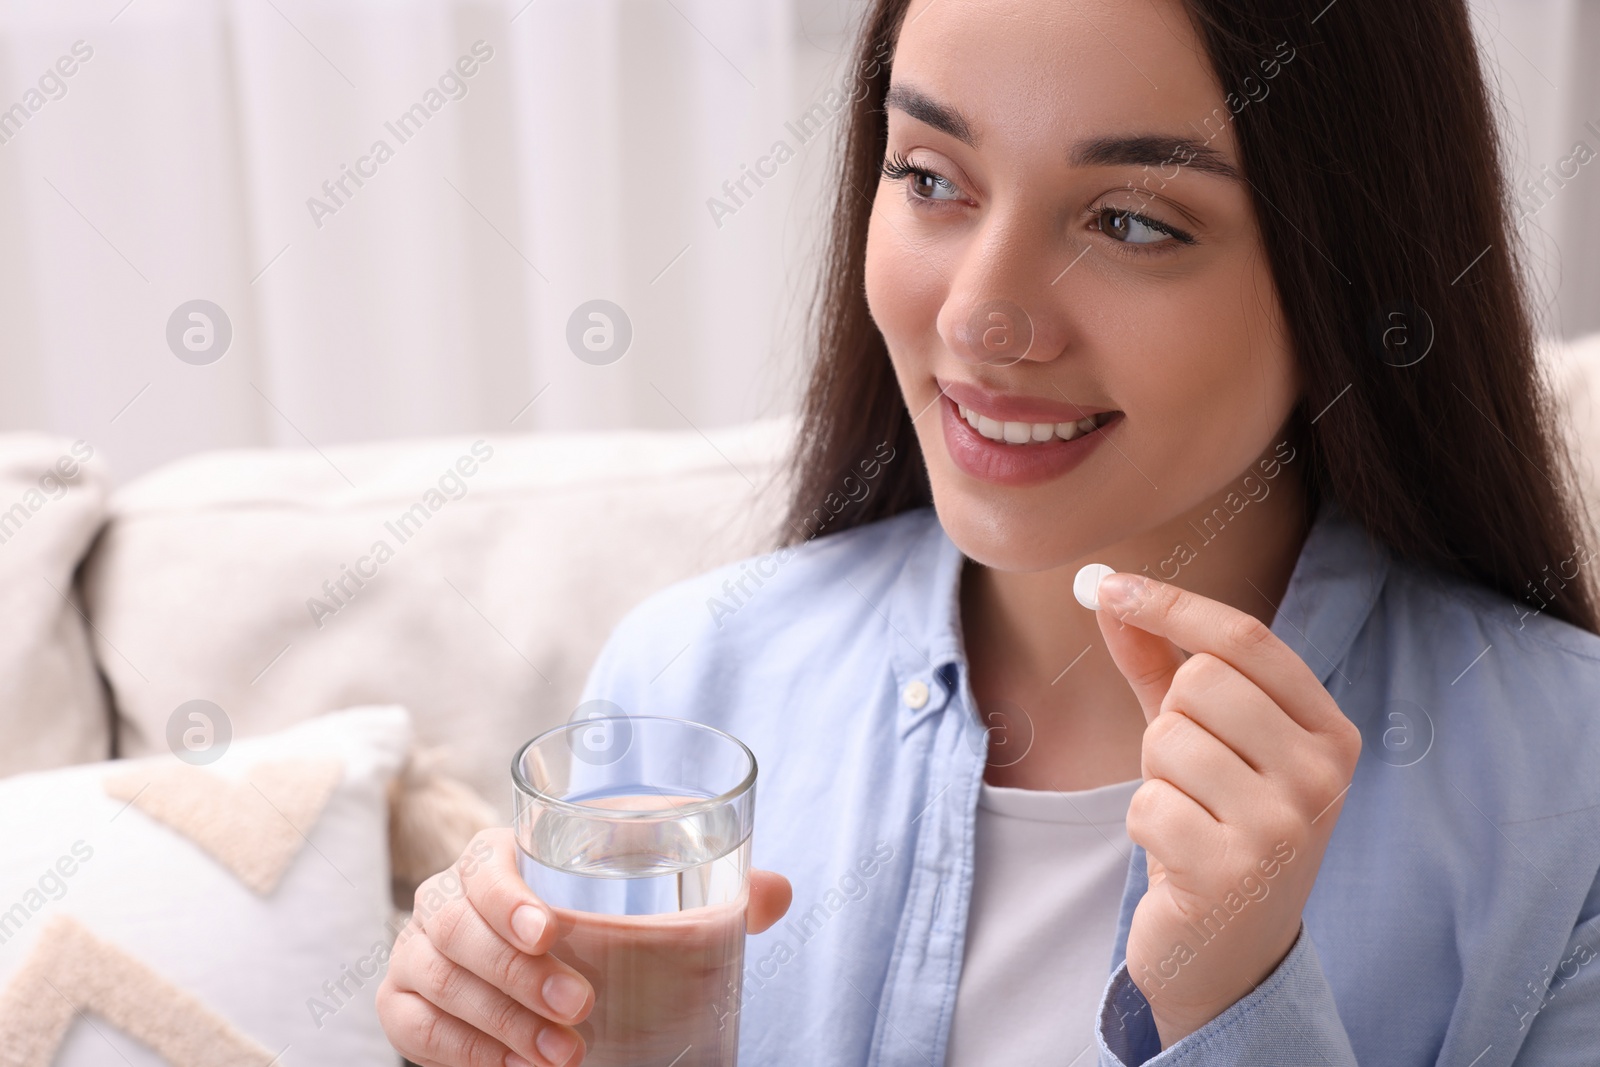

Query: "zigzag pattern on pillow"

xmin=0 ymin=915 xmax=274 ymax=1067
xmin=102 ymin=758 xmax=344 ymax=895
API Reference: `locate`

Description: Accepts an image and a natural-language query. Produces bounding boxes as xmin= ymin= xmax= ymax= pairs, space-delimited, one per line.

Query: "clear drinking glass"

xmin=512 ymin=715 xmax=757 ymax=1067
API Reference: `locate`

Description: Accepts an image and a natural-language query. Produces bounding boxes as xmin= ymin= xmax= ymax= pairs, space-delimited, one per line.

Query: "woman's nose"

xmin=949 ymin=298 xmax=1037 ymax=367
xmin=938 ymin=234 xmax=1076 ymax=368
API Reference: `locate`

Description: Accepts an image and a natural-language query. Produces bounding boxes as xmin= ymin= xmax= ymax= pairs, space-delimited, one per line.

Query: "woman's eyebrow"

xmin=884 ymin=83 xmax=1243 ymax=184
xmin=1072 ymin=134 xmax=1243 ymax=184
xmin=884 ymin=84 xmax=976 ymax=145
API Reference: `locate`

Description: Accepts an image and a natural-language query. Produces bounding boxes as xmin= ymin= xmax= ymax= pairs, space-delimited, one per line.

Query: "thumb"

xmin=747 ymin=868 xmax=792 ymax=934
xmin=1077 ymin=566 xmax=1185 ymax=725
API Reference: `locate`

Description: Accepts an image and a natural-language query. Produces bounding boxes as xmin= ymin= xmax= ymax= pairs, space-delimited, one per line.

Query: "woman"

xmin=378 ymin=0 xmax=1600 ymax=1063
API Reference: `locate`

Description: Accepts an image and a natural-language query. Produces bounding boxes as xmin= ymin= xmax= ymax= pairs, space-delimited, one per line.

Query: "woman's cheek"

xmin=1116 ymin=339 xmax=1245 ymax=483
xmin=1135 ymin=351 xmax=1291 ymax=495
xmin=862 ymin=211 xmax=910 ymax=347
xmin=864 ymin=208 xmax=949 ymax=366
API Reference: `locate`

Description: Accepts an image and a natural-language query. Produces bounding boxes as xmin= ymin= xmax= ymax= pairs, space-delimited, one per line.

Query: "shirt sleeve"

xmin=1093 ymin=921 xmax=1359 ymax=1066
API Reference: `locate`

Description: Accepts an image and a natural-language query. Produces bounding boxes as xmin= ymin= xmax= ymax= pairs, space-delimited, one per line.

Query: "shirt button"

xmin=902 ymin=679 xmax=930 ymax=709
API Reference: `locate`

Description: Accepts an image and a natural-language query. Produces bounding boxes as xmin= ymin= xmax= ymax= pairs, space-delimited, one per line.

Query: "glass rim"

xmin=511 ymin=715 xmax=757 ymax=821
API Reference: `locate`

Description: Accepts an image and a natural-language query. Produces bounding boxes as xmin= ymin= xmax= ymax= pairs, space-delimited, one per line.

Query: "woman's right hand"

xmin=376 ymin=827 xmax=794 ymax=1067
xmin=377 ymin=828 xmax=595 ymax=1067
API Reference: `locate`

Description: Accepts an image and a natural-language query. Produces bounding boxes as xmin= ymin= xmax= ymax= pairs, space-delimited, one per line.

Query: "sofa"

xmin=0 ymin=331 xmax=1597 ymax=1065
xmin=0 ymin=416 xmax=793 ymax=1065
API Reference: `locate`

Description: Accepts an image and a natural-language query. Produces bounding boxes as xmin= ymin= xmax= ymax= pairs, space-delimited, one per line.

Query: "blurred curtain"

xmin=0 ymin=0 xmax=1593 ymax=479
xmin=1478 ymin=0 xmax=1600 ymax=342
xmin=0 ymin=0 xmax=865 ymax=478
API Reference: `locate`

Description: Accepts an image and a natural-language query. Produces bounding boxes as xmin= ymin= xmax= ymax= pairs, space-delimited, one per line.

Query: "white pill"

xmin=1073 ymin=563 xmax=1116 ymax=610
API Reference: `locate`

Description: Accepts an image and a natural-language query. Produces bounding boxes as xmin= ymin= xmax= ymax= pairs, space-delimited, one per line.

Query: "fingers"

xmin=459 ymin=828 xmax=562 ymax=956
xmin=416 ymin=865 xmax=594 ymax=1028
xmin=1159 ymin=653 xmax=1302 ymax=777
xmin=1125 ymin=777 xmax=1225 ymax=881
xmin=747 ymin=869 xmax=793 ymax=934
xmin=1095 ymin=590 xmax=1187 ymax=724
xmin=379 ymin=984 xmax=524 ymax=1067
xmin=383 ymin=842 xmax=592 ymax=1067
xmin=1093 ymin=570 xmax=1345 ymax=737
xmin=1134 ymin=640 xmax=1353 ymax=838
xmin=1140 ymin=707 xmax=1267 ymax=827
xmin=453 ymin=828 xmax=595 ymax=1024
xmin=386 ymin=933 xmax=584 ymax=1067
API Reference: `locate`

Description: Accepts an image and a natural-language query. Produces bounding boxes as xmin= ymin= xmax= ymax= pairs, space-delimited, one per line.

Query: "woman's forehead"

xmin=891 ymin=0 xmax=1226 ymax=130
xmin=886 ymin=0 xmax=1244 ymax=181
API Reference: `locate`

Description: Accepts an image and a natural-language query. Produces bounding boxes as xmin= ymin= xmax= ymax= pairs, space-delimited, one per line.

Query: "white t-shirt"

xmin=944 ymin=774 xmax=1143 ymax=1066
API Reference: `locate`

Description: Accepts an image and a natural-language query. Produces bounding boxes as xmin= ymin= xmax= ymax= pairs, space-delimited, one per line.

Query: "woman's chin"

xmin=930 ymin=489 xmax=1102 ymax=575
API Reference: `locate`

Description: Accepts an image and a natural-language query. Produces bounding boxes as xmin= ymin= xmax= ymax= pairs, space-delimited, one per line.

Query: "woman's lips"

xmin=937 ymin=377 xmax=1116 ymax=425
xmin=938 ymin=391 xmax=1122 ymax=487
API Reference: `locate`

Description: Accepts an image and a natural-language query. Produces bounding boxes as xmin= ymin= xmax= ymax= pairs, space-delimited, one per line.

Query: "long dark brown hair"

xmin=776 ymin=0 xmax=1600 ymax=635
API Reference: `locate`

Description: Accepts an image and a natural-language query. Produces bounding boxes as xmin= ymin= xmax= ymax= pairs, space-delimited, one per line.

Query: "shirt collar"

xmin=1268 ymin=493 xmax=1390 ymax=689
xmin=884 ymin=493 xmax=1390 ymax=737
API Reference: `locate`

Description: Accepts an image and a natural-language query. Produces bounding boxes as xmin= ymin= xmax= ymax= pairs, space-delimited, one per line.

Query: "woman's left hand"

xmin=1091 ymin=570 xmax=1363 ymax=1048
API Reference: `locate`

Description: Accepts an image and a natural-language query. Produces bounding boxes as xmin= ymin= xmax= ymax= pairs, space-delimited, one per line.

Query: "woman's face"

xmin=865 ymin=0 xmax=1301 ymax=572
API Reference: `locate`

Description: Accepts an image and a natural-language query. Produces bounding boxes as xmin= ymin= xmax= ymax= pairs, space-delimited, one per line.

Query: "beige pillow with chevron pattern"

xmin=0 ymin=706 xmax=413 ymax=1067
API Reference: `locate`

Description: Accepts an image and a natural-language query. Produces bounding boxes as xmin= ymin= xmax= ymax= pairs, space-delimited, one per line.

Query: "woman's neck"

xmin=960 ymin=461 xmax=1312 ymax=791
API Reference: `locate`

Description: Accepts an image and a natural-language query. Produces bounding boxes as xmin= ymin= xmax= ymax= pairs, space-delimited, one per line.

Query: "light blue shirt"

xmin=576 ymin=496 xmax=1600 ymax=1065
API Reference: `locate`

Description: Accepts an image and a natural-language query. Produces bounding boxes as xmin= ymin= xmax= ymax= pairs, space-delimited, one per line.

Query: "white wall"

xmin=0 ymin=0 xmax=1593 ymax=480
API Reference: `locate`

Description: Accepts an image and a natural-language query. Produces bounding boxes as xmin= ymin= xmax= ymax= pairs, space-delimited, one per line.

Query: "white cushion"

xmin=80 ymin=418 xmax=793 ymax=812
xmin=0 ymin=434 xmax=113 ymax=776
xmin=0 ymin=705 xmax=411 ymax=1066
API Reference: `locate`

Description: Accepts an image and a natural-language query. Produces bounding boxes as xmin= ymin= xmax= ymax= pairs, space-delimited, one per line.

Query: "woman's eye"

xmin=881 ymin=152 xmax=963 ymax=202
xmin=1093 ymin=206 xmax=1194 ymax=249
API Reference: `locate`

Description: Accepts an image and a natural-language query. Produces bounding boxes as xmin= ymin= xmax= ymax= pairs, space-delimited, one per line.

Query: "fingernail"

xmin=1073 ymin=563 xmax=1115 ymax=610
xmin=1098 ymin=572 xmax=1144 ymax=610
xmin=536 ymin=1025 xmax=579 ymax=1065
xmin=542 ymin=973 xmax=588 ymax=1019
xmin=511 ymin=904 xmax=547 ymax=951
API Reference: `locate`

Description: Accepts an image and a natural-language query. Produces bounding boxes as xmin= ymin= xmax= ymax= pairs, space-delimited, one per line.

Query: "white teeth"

xmin=959 ymin=402 xmax=1110 ymax=444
